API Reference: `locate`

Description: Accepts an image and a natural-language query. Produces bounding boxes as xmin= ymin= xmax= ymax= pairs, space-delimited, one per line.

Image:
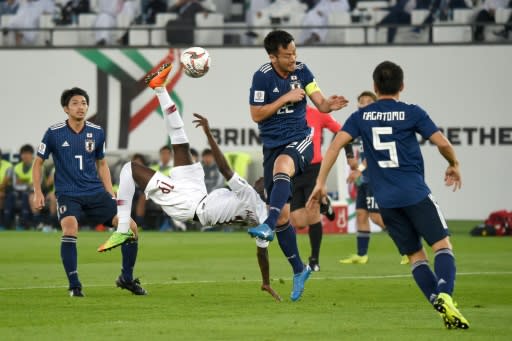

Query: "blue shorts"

xmin=355 ymin=182 xmax=379 ymax=213
xmin=379 ymin=194 xmax=450 ymax=255
xmin=262 ymin=135 xmax=313 ymax=204
xmin=56 ymin=192 xmax=117 ymax=226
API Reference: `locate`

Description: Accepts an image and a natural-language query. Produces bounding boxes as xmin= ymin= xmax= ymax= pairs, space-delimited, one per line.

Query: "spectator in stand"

xmin=141 ymin=0 xmax=167 ymax=24
xmin=377 ymin=0 xmax=417 ymax=44
xmin=494 ymin=0 xmax=512 ymax=39
xmin=0 ymin=148 xmax=13 ymax=230
xmin=412 ymin=0 xmax=468 ymax=38
xmin=299 ymin=0 xmax=350 ymax=45
xmin=54 ymin=0 xmax=90 ymax=25
xmin=94 ymin=0 xmax=122 ymax=45
xmin=166 ymin=0 xmax=212 ymax=45
xmin=4 ymin=0 xmax=56 ymax=46
xmin=474 ymin=0 xmax=508 ymax=41
xmin=0 ymin=0 xmax=20 ymax=15
xmin=201 ymin=148 xmax=224 ymax=193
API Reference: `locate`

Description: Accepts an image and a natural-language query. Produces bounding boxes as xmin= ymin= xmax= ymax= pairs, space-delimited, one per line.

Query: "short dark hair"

xmin=372 ymin=61 xmax=403 ymax=95
xmin=159 ymin=145 xmax=172 ymax=153
xmin=201 ymin=148 xmax=213 ymax=157
xmin=190 ymin=148 xmax=199 ymax=158
xmin=264 ymin=30 xmax=294 ymax=55
xmin=19 ymin=144 xmax=34 ymax=155
xmin=131 ymin=153 xmax=147 ymax=166
xmin=357 ymin=91 xmax=377 ymax=102
xmin=61 ymin=87 xmax=90 ymax=107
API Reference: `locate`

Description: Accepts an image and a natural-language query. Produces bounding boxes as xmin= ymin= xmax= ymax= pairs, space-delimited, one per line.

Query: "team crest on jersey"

xmin=85 ymin=139 xmax=95 ymax=153
xmin=254 ymin=90 xmax=265 ymax=103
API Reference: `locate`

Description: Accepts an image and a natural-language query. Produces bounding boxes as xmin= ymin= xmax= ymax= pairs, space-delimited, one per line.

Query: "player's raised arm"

xmin=429 ymin=131 xmax=462 ymax=191
xmin=192 ymin=113 xmax=234 ymax=181
xmin=249 ymin=88 xmax=305 ymax=123
xmin=309 ymin=90 xmax=349 ymax=113
xmin=307 ymin=131 xmax=353 ymax=208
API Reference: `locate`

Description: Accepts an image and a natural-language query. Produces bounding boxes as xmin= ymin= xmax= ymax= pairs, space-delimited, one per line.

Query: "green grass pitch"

xmin=1 ymin=221 xmax=511 ymax=340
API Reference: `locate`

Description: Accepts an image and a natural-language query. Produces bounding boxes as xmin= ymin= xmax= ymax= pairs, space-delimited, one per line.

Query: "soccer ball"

xmin=180 ymin=47 xmax=211 ymax=78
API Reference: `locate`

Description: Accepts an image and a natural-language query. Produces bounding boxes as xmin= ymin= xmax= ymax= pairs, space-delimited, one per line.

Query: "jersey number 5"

xmin=372 ymin=127 xmax=399 ymax=168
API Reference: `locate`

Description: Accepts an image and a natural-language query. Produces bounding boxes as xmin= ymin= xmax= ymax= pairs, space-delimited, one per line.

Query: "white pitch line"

xmin=0 ymin=271 xmax=511 ymax=291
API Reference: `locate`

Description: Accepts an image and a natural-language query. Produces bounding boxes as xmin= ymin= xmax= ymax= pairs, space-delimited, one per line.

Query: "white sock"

xmin=155 ymin=87 xmax=188 ymax=144
xmin=116 ymin=162 xmax=135 ymax=234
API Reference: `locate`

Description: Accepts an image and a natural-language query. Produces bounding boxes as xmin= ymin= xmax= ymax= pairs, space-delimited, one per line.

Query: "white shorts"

xmin=144 ymin=162 xmax=207 ymax=222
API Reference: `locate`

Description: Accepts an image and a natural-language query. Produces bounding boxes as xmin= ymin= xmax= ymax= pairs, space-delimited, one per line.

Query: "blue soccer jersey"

xmin=342 ymin=99 xmax=439 ymax=208
xmin=37 ymin=120 xmax=107 ymax=197
xmin=249 ymin=62 xmax=316 ymax=148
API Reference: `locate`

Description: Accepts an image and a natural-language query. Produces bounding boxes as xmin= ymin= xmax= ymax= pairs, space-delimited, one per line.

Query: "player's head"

xmin=61 ymin=87 xmax=90 ymax=107
xmin=372 ymin=61 xmax=404 ymax=96
xmin=131 ymin=153 xmax=147 ymax=166
xmin=264 ymin=30 xmax=296 ymax=74
xmin=19 ymin=144 xmax=34 ymax=164
xmin=201 ymin=148 xmax=214 ymax=166
xmin=61 ymin=87 xmax=90 ymax=119
xmin=159 ymin=145 xmax=172 ymax=165
xmin=357 ymin=91 xmax=377 ymax=108
xmin=190 ymin=148 xmax=199 ymax=163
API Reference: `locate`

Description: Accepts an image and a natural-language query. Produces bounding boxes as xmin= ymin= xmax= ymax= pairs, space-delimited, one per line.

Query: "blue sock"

xmin=276 ymin=224 xmax=304 ymax=274
xmin=412 ymin=260 xmax=439 ymax=303
xmin=356 ymin=231 xmax=370 ymax=256
xmin=61 ymin=236 xmax=81 ymax=289
xmin=434 ymin=248 xmax=456 ymax=295
xmin=264 ymin=173 xmax=291 ymax=229
xmin=121 ymin=241 xmax=138 ymax=282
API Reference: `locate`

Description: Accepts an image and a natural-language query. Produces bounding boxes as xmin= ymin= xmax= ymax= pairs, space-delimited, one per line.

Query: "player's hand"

xmin=444 ymin=165 xmax=462 ymax=192
xmin=192 ymin=113 xmax=210 ymax=132
xmin=284 ymin=88 xmax=306 ymax=103
xmin=306 ymin=183 xmax=327 ymax=210
xmin=261 ymin=284 xmax=282 ymax=302
xmin=327 ymin=95 xmax=349 ymax=111
xmin=33 ymin=191 xmax=46 ymax=210
xmin=346 ymin=170 xmax=360 ymax=184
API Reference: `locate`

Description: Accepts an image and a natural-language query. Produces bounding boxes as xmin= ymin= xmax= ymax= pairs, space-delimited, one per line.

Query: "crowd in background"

xmin=0 ymin=143 xmax=230 ymax=231
xmin=0 ymin=0 xmax=511 ymax=46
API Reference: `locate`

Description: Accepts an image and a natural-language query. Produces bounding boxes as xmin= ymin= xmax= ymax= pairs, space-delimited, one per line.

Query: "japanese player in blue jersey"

xmin=247 ymin=30 xmax=348 ymax=301
xmin=308 ymin=61 xmax=469 ymax=329
xmin=32 ymin=87 xmax=146 ymax=297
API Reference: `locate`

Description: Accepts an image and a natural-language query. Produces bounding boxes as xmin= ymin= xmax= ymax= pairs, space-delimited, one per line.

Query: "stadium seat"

xmin=129 ymin=25 xmax=150 ymax=46
xmin=366 ymin=10 xmax=389 ymax=44
xmin=452 ymin=8 xmax=475 ymax=23
xmin=151 ymin=12 xmax=177 ymax=46
xmin=78 ymin=13 xmax=97 ymax=45
xmin=0 ymin=14 xmax=15 ymax=46
xmin=496 ymin=8 xmax=512 ymax=24
xmin=38 ymin=14 xmax=55 ymax=46
xmin=356 ymin=1 xmax=389 ymax=11
xmin=411 ymin=9 xmax=429 ymax=25
xmin=53 ymin=29 xmax=80 ymax=46
xmin=432 ymin=25 xmax=472 ymax=43
xmin=325 ymin=12 xmax=353 ymax=44
xmin=195 ymin=12 xmax=224 ymax=46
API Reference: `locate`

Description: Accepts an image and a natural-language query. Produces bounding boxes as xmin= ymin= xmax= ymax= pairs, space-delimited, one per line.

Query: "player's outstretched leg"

xmin=291 ymin=264 xmax=312 ymax=301
xmin=248 ymin=223 xmax=274 ymax=241
xmin=98 ymin=162 xmax=137 ymax=252
xmin=433 ymin=293 xmax=470 ymax=329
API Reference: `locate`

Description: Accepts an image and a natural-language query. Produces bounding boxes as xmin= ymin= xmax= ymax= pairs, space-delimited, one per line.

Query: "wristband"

xmin=357 ymin=164 xmax=366 ymax=172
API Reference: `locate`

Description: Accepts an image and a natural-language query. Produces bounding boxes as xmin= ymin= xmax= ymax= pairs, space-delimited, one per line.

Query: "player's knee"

xmin=431 ymin=237 xmax=452 ymax=252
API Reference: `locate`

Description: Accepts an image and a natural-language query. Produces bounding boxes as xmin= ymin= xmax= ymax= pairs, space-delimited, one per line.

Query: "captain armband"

xmin=304 ymin=81 xmax=321 ymax=96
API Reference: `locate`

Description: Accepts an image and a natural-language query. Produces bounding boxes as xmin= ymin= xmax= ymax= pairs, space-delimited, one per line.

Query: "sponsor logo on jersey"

xmin=86 ymin=133 xmax=93 ymax=138
xmin=253 ymin=90 xmax=265 ymax=103
xmin=85 ymin=139 xmax=95 ymax=153
xmin=62 ymin=141 xmax=70 ymax=147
